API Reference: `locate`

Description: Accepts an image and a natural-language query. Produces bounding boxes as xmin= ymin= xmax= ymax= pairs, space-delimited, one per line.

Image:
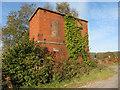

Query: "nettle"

xmin=64 ymin=15 xmax=89 ymax=61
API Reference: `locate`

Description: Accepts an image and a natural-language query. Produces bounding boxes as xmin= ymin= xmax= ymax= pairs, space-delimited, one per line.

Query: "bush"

xmin=50 ymin=58 xmax=98 ymax=82
xmin=2 ymin=36 xmax=98 ymax=88
xmin=2 ymin=36 xmax=54 ymax=87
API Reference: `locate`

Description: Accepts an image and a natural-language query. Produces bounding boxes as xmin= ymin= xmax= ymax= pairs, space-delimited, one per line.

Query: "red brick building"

xmin=29 ymin=7 xmax=88 ymax=60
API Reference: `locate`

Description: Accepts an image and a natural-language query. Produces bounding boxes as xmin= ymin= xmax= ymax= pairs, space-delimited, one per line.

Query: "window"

xmin=51 ymin=19 xmax=60 ymax=37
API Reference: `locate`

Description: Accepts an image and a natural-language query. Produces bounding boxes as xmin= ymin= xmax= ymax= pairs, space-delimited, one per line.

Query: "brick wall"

xmin=29 ymin=8 xmax=88 ymax=60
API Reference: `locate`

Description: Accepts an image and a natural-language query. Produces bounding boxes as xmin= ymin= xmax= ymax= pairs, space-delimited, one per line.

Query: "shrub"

xmin=2 ymin=27 xmax=98 ymax=88
xmin=51 ymin=58 xmax=98 ymax=82
xmin=2 ymin=36 xmax=54 ymax=87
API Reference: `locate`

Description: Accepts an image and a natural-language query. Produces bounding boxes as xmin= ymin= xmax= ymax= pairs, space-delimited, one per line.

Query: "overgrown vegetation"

xmin=64 ymin=15 xmax=89 ymax=61
xmin=2 ymin=15 xmax=98 ymax=88
xmin=2 ymin=36 xmax=54 ymax=88
xmin=2 ymin=3 xmax=109 ymax=89
xmin=2 ymin=36 xmax=98 ymax=88
xmin=35 ymin=66 xmax=115 ymax=88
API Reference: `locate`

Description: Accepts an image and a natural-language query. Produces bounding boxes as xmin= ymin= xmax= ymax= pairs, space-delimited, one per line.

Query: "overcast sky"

xmin=0 ymin=1 xmax=119 ymax=53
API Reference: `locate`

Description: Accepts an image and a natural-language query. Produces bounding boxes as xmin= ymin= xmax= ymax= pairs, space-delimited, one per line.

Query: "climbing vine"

xmin=64 ymin=15 xmax=89 ymax=61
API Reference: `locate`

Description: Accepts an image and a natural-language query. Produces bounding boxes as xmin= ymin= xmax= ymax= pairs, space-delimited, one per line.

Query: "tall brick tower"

xmin=29 ymin=7 xmax=88 ymax=60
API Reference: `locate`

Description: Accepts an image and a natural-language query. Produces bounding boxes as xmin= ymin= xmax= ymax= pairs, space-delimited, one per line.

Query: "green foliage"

xmin=2 ymin=36 xmax=54 ymax=87
xmin=0 ymin=23 xmax=1 ymax=43
xmin=49 ymin=58 xmax=98 ymax=82
xmin=64 ymin=15 xmax=89 ymax=61
xmin=56 ymin=2 xmax=78 ymax=17
xmin=2 ymin=4 xmax=98 ymax=88
xmin=2 ymin=3 xmax=36 ymax=50
xmin=2 ymin=35 xmax=97 ymax=88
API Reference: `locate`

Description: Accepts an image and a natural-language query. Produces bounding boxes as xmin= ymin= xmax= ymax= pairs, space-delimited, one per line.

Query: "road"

xmin=78 ymin=65 xmax=119 ymax=88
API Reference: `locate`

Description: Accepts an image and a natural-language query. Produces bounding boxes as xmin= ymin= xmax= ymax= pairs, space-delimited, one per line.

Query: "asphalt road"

xmin=78 ymin=65 xmax=119 ymax=88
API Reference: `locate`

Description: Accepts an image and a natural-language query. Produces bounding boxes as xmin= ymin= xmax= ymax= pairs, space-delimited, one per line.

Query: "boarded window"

xmin=51 ymin=19 xmax=60 ymax=37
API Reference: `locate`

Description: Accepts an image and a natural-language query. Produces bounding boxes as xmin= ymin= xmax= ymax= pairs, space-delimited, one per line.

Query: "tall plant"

xmin=2 ymin=3 xmax=36 ymax=51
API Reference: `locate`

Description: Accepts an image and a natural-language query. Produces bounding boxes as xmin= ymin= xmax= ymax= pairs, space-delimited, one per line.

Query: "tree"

xmin=71 ymin=8 xmax=78 ymax=17
xmin=0 ymin=23 xmax=2 ymax=44
xmin=2 ymin=3 xmax=36 ymax=51
xmin=0 ymin=23 xmax=1 ymax=50
xmin=56 ymin=2 xmax=78 ymax=17
xmin=44 ymin=2 xmax=53 ymax=10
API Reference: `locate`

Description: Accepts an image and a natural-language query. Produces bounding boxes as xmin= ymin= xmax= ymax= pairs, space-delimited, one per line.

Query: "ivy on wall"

xmin=64 ymin=15 xmax=89 ymax=61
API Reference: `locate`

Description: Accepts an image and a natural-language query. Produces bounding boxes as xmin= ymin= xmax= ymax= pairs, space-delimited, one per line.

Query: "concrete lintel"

xmin=36 ymin=41 xmax=65 ymax=45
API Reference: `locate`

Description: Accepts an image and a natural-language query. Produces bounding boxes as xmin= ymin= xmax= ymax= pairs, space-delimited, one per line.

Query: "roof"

xmin=28 ymin=6 xmax=88 ymax=22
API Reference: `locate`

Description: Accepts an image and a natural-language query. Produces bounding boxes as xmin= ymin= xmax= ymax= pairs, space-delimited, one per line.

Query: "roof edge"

xmin=28 ymin=6 xmax=88 ymax=22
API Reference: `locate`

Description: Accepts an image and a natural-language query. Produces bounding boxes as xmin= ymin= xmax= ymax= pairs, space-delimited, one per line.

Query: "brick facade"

xmin=29 ymin=7 xmax=88 ymax=60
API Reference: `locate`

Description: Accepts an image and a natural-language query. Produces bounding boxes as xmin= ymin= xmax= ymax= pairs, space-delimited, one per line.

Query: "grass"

xmin=35 ymin=66 xmax=116 ymax=88
xmin=105 ymin=62 xmax=119 ymax=66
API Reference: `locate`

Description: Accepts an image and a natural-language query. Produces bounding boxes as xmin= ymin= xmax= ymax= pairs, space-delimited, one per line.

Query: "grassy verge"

xmin=35 ymin=66 xmax=116 ymax=88
xmin=105 ymin=62 xmax=119 ymax=66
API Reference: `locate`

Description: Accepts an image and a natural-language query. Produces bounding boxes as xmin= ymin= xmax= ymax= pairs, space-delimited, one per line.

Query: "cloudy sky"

xmin=0 ymin=0 xmax=119 ymax=53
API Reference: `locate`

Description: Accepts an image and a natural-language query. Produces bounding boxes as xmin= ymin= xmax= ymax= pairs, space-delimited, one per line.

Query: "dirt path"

xmin=78 ymin=65 xmax=119 ymax=88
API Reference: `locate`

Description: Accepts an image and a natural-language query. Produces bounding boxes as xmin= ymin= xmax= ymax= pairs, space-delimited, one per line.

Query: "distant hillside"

xmin=89 ymin=51 xmax=119 ymax=60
